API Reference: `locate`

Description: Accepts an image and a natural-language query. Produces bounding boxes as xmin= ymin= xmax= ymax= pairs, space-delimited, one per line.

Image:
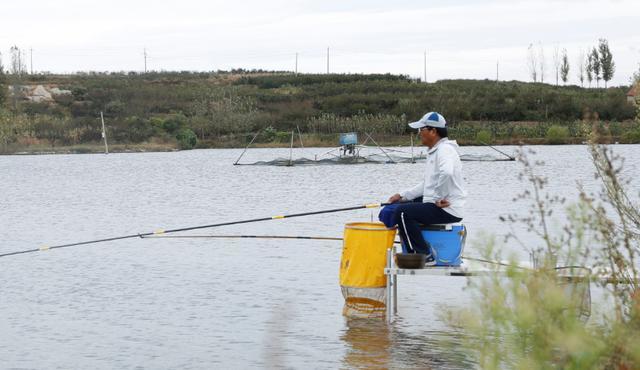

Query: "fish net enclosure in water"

xmin=340 ymin=222 xmax=397 ymax=318
xmin=234 ymin=144 xmax=515 ymax=166
xmin=235 ymin=152 xmax=421 ymax=166
xmin=460 ymin=153 xmax=515 ymax=162
xmin=233 ymin=130 xmax=515 ymax=165
xmin=341 ymin=287 xmax=387 ymax=317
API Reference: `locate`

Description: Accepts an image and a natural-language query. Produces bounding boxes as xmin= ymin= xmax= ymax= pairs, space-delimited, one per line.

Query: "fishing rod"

xmin=148 ymin=233 xmax=528 ymax=269
xmin=479 ymin=140 xmax=515 ymax=161
xmin=0 ymin=202 xmax=389 ymax=259
xmin=147 ymin=234 xmax=346 ymax=242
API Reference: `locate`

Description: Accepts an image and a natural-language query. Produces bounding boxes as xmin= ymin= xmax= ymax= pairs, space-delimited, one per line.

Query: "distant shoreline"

xmin=1 ymin=135 xmax=630 ymax=156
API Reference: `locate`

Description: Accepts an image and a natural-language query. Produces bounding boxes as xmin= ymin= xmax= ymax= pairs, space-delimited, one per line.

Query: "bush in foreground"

xmin=450 ymin=132 xmax=640 ymax=368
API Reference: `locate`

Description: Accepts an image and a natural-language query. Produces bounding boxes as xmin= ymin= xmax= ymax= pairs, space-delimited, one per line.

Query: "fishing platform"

xmin=383 ymin=248 xmax=507 ymax=322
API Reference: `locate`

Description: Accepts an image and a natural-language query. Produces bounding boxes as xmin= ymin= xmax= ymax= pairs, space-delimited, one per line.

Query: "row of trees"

xmin=528 ymin=39 xmax=615 ymax=88
xmin=585 ymin=39 xmax=615 ymax=88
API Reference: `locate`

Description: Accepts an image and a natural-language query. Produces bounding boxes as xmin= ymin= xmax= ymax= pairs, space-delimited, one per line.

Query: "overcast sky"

xmin=1 ymin=0 xmax=639 ymax=86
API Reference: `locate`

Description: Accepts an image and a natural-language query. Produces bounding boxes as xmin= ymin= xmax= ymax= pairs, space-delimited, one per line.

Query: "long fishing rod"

xmin=147 ymin=234 xmax=346 ymax=242
xmin=479 ymin=140 xmax=515 ymax=161
xmin=0 ymin=202 xmax=389 ymax=259
xmin=148 ymin=233 xmax=527 ymax=269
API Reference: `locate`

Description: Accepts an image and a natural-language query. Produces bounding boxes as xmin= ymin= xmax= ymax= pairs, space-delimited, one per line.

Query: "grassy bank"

xmin=4 ymin=124 xmax=637 ymax=155
xmin=0 ymin=71 xmax=637 ymax=154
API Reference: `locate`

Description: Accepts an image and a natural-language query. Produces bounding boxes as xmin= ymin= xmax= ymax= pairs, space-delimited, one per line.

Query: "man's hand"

xmin=435 ymin=199 xmax=450 ymax=208
xmin=388 ymin=193 xmax=402 ymax=203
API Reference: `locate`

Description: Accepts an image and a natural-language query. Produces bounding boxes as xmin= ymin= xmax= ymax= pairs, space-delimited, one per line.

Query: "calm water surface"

xmin=1 ymin=145 xmax=639 ymax=369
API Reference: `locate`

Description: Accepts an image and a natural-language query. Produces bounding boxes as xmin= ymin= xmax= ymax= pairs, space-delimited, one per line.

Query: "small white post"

xmin=100 ymin=111 xmax=109 ymax=154
xmin=410 ymin=134 xmax=415 ymax=163
xmin=288 ymin=130 xmax=294 ymax=166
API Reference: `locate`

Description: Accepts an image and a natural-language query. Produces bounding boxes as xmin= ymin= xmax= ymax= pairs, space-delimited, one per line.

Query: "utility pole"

xmin=30 ymin=48 xmax=33 ymax=74
xmin=144 ymin=48 xmax=147 ymax=73
xmin=423 ymin=50 xmax=427 ymax=83
xmin=295 ymin=52 xmax=298 ymax=74
xmin=326 ymin=47 xmax=330 ymax=74
xmin=496 ymin=60 xmax=499 ymax=82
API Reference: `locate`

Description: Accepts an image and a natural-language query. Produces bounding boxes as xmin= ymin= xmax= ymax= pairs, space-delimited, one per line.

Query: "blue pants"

xmin=392 ymin=199 xmax=462 ymax=255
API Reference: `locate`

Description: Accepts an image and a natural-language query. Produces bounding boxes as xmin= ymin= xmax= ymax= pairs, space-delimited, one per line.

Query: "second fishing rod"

xmin=0 ymin=202 xmax=390 ymax=259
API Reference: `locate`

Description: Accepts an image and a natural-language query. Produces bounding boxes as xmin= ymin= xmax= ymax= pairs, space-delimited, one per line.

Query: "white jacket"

xmin=399 ymin=138 xmax=466 ymax=218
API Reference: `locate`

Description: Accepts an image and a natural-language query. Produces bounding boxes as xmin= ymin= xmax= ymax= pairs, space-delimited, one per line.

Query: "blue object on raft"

xmin=339 ymin=132 xmax=358 ymax=146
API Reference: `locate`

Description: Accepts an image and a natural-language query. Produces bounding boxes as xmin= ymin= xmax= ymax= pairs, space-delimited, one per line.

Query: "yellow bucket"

xmin=339 ymin=222 xmax=397 ymax=289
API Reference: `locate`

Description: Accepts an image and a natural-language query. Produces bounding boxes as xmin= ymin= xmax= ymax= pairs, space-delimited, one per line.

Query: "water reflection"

xmin=340 ymin=316 xmax=474 ymax=369
xmin=341 ymin=317 xmax=391 ymax=369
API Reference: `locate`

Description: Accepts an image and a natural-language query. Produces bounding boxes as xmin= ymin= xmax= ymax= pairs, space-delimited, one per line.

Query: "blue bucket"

xmin=339 ymin=132 xmax=358 ymax=145
xmin=416 ymin=224 xmax=466 ymax=266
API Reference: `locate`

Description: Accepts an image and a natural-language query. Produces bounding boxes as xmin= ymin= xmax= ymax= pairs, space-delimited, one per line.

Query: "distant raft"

xmin=235 ymin=151 xmax=514 ymax=166
xmin=233 ymin=130 xmax=515 ymax=166
xmin=235 ymin=152 xmax=416 ymax=166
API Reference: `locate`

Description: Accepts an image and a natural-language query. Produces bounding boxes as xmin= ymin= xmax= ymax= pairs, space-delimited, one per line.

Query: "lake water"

xmin=1 ymin=144 xmax=639 ymax=369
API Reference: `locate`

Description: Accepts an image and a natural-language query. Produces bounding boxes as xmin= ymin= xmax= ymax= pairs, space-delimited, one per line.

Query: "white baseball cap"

xmin=408 ymin=112 xmax=447 ymax=129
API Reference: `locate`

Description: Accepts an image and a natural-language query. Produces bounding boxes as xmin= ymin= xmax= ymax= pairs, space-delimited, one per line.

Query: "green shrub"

xmin=176 ymin=128 xmax=197 ymax=150
xmin=125 ymin=116 xmax=155 ymax=143
xmin=621 ymin=127 xmax=640 ymax=143
xmin=274 ymin=131 xmax=292 ymax=143
xmin=475 ymin=129 xmax=492 ymax=144
xmin=262 ymin=126 xmax=276 ymax=142
xmin=162 ymin=114 xmax=187 ymax=134
xmin=546 ymin=125 xmax=570 ymax=144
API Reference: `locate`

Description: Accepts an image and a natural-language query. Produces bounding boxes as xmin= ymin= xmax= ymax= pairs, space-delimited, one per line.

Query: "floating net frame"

xmin=233 ymin=130 xmax=515 ymax=166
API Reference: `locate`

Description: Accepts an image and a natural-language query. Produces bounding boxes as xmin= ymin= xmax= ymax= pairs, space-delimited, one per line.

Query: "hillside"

xmin=0 ymin=71 xmax=637 ymax=153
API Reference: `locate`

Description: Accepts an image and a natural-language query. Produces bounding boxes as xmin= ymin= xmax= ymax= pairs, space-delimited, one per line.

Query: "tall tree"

xmin=552 ymin=46 xmax=561 ymax=86
xmin=591 ymin=47 xmax=601 ymax=88
xmin=560 ymin=49 xmax=570 ymax=85
xmin=527 ymin=43 xmax=538 ymax=82
xmin=586 ymin=51 xmax=593 ymax=87
xmin=577 ymin=49 xmax=585 ymax=87
xmin=538 ymin=42 xmax=546 ymax=83
xmin=598 ymin=38 xmax=615 ymax=88
xmin=9 ymin=46 xmax=26 ymax=76
xmin=9 ymin=46 xmax=26 ymax=110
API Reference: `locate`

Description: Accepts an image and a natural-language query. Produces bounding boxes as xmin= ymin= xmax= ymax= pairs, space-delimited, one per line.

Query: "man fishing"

xmin=386 ymin=112 xmax=466 ymax=264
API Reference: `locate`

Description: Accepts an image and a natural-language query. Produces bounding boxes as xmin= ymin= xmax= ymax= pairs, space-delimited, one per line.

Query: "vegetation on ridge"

xmin=0 ymin=71 xmax=637 ymax=153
